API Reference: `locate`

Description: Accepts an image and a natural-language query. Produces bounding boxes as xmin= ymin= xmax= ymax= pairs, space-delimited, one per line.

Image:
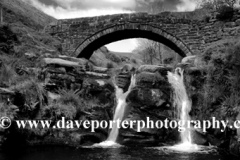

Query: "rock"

xmin=191 ymin=130 xmax=208 ymax=145
xmin=25 ymin=52 xmax=37 ymax=60
xmin=229 ymin=137 xmax=240 ymax=156
xmin=99 ymin=46 xmax=109 ymax=53
xmin=0 ymin=88 xmax=15 ymax=95
xmin=70 ymin=133 xmax=82 ymax=144
xmin=237 ymin=113 xmax=240 ymax=137
xmin=81 ymin=78 xmax=115 ymax=105
xmin=45 ymin=67 xmax=66 ymax=74
xmin=92 ymin=66 xmax=109 ymax=73
xmin=236 ymin=19 xmax=240 ymax=26
xmin=80 ymin=133 xmax=106 ymax=145
xmin=43 ymin=58 xmax=83 ymax=67
xmin=137 ymin=65 xmax=172 ymax=74
xmin=225 ymin=22 xmax=236 ymax=27
xmin=42 ymin=55 xmax=112 ymax=91
xmin=181 ymin=55 xmax=196 ymax=65
xmin=58 ymin=55 xmax=88 ymax=65
xmin=114 ymin=65 xmax=135 ymax=92
xmin=127 ymin=88 xmax=170 ymax=109
xmin=115 ymin=72 xmax=131 ymax=91
xmin=85 ymin=72 xmax=110 ymax=79
xmin=136 ymin=72 xmax=169 ymax=89
xmin=206 ymin=134 xmax=221 ymax=146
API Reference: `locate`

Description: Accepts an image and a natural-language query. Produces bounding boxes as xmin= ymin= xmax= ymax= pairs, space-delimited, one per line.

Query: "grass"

xmin=58 ymin=89 xmax=83 ymax=111
xmin=194 ymin=39 xmax=240 ymax=120
xmin=42 ymin=103 xmax=77 ymax=120
xmin=41 ymin=88 xmax=104 ymax=121
xmin=0 ymin=103 xmax=19 ymax=119
xmin=0 ymin=0 xmax=55 ymax=30
xmin=9 ymin=78 xmax=47 ymax=111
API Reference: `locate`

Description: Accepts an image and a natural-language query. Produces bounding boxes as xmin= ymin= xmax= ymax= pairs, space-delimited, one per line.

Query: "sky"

xmin=23 ymin=0 xmax=197 ymax=52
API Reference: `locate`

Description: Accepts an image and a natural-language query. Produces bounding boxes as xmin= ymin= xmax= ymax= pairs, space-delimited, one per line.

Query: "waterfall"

xmin=94 ymin=74 xmax=136 ymax=147
xmin=107 ymin=74 xmax=136 ymax=142
xmin=167 ymin=68 xmax=192 ymax=144
xmin=167 ymin=68 xmax=200 ymax=152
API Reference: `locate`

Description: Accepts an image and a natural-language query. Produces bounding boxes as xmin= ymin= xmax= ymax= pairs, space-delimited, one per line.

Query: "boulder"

xmin=181 ymin=55 xmax=197 ymax=65
xmin=81 ymin=78 xmax=115 ymax=105
xmin=229 ymin=137 xmax=240 ymax=156
xmin=58 ymin=55 xmax=88 ymax=65
xmin=235 ymin=19 xmax=240 ymax=26
xmin=191 ymin=130 xmax=208 ymax=145
xmin=237 ymin=113 xmax=240 ymax=138
xmin=137 ymin=65 xmax=172 ymax=74
xmin=43 ymin=58 xmax=83 ymax=67
xmin=127 ymin=88 xmax=170 ymax=109
xmin=136 ymin=72 xmax=170 ymax=89
xmin=115 ymin=72 xmax=131 ymax=92
xmin=224 ymin=22 xmax=236 ymax=28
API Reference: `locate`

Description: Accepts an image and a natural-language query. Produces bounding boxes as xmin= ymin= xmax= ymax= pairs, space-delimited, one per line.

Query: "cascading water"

xmin=107 ymin=74 xmax=136 ymax=142
xmin=93 ymin=74 xmax=136 ymax=147
xmin=167 ymin=68 xmax=198 ymax=151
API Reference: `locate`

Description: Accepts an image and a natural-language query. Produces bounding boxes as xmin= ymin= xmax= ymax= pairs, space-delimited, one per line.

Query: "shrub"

xmin=42 ymin=103 xmax=77 ymax=120
xmin=57 ymin=89 xmax=93 ymax=116
xmin=58 ymin=89 xmax=82 ymax=109
xmin=199 ymin=41 xmax=240 ymax=120
xmin=216 ymin=5 xmax=234 ymax=21
xmin=0 ymin=25 xmax=19 ymax=54
xmin=131 ymin=59 xmax=137 ymax=64
xmin=0 ymin=63 xmax=18 ymax=87
xmin=106 ymin=62 xmax=114 ymax=68
xmin=10 ymin=78 xmax=47 ymax=109
xmin=105 ymin=52 xmax=121 ymax=63
xmin=0 ymin=103 xmax=19 ymax=119
xmin=204 ymin=15 xmax=211 ymax=23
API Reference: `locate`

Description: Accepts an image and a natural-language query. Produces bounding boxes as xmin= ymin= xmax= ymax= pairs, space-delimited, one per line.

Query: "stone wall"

xmin=45 ymin=11 xmax=240 ymax=58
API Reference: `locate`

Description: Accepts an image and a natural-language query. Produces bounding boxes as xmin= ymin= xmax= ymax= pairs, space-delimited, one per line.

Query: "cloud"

xmin=24 ymin=0 xmax=133 ymax=19
xmin=176 ymin=0 xmax=197 ymax=12
xmin=106 ymin=39 xmax=138 ymax=53
xmin=53 ymin=0 xmax=136 ymax=10
xmin=25 ymin=0 xmax=197 ymax=19
xmin=136 ymin=0 xmax=197 ymax=12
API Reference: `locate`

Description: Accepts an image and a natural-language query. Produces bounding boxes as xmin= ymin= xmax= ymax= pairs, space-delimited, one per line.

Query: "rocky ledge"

xmin=0 ymin=55 xmax=239 ymax=157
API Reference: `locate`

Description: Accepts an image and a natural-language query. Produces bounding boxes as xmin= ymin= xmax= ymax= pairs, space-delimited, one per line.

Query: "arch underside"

xmin=74 ymin=24 xmax=192 ymax=59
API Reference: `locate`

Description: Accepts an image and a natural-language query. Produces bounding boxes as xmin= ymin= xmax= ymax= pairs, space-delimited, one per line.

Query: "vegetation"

xmin=198 ymin=0 xmax=237 ymax=20
xmin=195 ymin=41 xmax=240 ymax=120
xmin=216 ymin=5 xmax=234 ymax=20
xmin=42 ymin=103 xmax=77 ymax=120
xmin=136 ymin=39 xmax=181 ymax=65
xmin=198 ymin=0 xmax=237 ymax=10
xmin=0 ymin=24 xmax=19 ymax=54
xmin=0 ymin=0 xmax=55 ymax=29
xmin=0 ymin=103 xmax=18 ymax=119
xmin=106 ymin=62 xmax=114 ymax=68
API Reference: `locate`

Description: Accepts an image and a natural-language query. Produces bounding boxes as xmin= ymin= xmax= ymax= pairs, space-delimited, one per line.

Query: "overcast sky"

xmin=23 ymin=0 xmax=197 ymax=52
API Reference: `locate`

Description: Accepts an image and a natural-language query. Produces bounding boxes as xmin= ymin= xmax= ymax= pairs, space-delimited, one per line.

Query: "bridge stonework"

xmin=45 ymin=12 xmax=240 ymax=58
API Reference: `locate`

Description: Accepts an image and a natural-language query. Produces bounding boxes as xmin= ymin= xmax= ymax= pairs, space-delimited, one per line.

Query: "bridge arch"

xmin=73 ymin=23 xmax=193 ymax=59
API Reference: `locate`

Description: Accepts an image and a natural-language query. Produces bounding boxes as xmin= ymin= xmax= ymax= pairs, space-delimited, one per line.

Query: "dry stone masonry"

xmin=45 ymin=11 xmax=240 ymax=59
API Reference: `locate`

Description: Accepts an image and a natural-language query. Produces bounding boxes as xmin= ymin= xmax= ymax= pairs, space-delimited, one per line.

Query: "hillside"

xmin=90 ymin=46 xmax=143 ymax=68
xmin=0 ymin=0 xmax=55 ymax=29
xmin=0 ymin=0 xmax=61 ymax=68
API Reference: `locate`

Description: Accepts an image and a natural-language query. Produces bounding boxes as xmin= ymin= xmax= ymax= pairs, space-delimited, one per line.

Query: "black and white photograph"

xmin=0 ymin=0 xmax=240 ymax=159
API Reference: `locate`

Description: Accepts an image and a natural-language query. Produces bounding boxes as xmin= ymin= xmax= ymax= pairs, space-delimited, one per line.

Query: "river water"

xmin=0 ymin=146 xmax=238 ymax=160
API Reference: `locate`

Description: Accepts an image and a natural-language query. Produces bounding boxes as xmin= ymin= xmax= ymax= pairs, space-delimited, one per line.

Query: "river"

xmin=0 ymin=146 xmax=238 ymax=160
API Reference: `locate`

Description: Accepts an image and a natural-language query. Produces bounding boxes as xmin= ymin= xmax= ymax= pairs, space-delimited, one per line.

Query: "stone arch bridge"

xmin=45 ymin=12 xmax=240 ymax=59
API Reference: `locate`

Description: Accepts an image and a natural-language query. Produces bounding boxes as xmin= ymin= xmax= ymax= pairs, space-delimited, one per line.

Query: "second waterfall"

xmin=96 ymin=74 xmax=136 ymax=146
